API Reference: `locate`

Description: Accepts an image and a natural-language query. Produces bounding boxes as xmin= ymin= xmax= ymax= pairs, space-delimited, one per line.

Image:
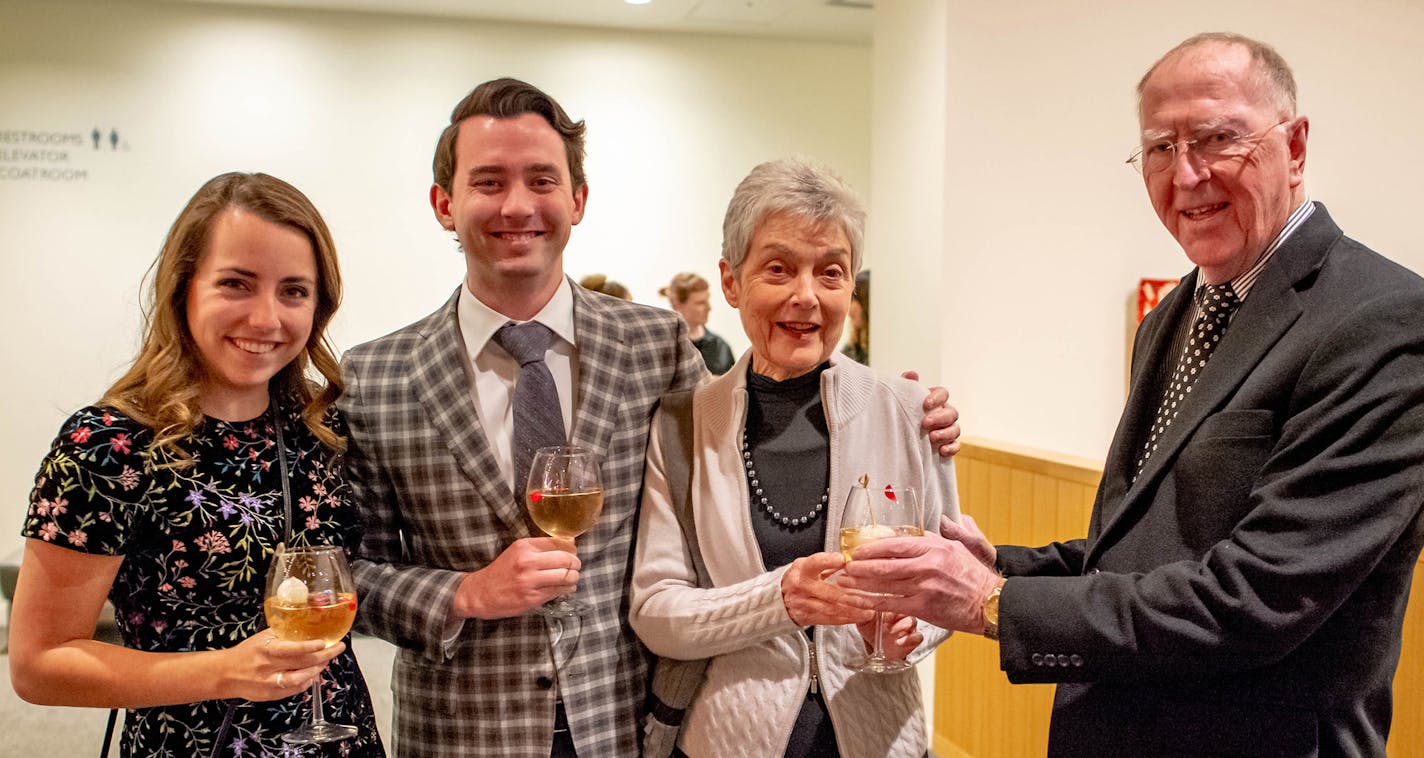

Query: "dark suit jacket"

xmin=339 ymin=282 xmax=705 ymax=757
xmin=996 ymin=205 xmax=1424 ymax=757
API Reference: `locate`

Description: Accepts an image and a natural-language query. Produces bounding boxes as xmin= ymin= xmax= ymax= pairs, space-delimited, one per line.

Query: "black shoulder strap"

xmin=656 ymin=388 xmax=709 ymax=586
xmin=99 ymin=707 xmax=117 ymax=758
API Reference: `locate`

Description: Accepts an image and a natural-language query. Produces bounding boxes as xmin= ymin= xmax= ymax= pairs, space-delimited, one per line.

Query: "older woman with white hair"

xmin=630 ymin=158 xmax=959 ymax=758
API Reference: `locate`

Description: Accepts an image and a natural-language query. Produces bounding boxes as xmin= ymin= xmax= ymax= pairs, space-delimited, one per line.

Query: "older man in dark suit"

xmin=339 ymin=78 xmax=960 ymax=758
xmin=845 ymin=33 xmax=1424 ymax=757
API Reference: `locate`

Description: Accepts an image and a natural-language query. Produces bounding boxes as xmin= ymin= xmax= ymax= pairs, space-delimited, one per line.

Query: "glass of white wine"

xmin=525 ymin=445 xmax=605 ymax=618
xmin=263 ymin=544 xmax=359 ymax=744
xmin=839 ymin=483 xmax=925 ymax=673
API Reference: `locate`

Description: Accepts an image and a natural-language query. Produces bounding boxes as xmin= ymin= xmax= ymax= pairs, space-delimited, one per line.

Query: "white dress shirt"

xmin=457 ymin=278 xmax=579 ymax=490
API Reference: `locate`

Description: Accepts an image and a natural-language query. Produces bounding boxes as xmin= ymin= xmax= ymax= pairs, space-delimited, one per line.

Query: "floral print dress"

xmin=23 ymin=403 xmax=385 ymax=758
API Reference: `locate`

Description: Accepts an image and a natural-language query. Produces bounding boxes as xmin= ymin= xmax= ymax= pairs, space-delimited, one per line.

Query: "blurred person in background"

xmin=578 ymin=272 xmax=632 ymax=301
xmin=841 ymin=270 xmax=869 ymax=365
xmin=661 ymin=272 xmax=734 ymax=375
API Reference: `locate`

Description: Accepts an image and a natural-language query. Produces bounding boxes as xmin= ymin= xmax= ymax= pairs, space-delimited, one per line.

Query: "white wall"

xmin=867 ymin=0 xmax=947 ymax=389
xmin=0 ymin=0 xmax=871 ymax=554
xmin=910 ymin=0 xmax=1424 ymax=462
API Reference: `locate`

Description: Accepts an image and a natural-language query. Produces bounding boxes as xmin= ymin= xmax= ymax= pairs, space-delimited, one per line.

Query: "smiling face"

xmin=721 ymin=211 xmax=853 ymax=381
xmin=431 ymin=113 xmax=588 ymax=318
xmin=185 ymin=208 xmax=317 ymax=420
xmin=1139 ymin=41 xmax=1307 ymax=283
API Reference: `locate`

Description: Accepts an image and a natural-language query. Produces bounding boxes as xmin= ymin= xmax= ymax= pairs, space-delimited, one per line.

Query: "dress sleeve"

xmin=22 ymin=407 xmax=151 ymax=556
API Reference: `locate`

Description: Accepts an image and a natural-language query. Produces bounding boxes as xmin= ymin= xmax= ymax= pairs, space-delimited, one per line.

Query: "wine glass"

xmin=839 ymin=482 xmax=925 ymax=673
xmin=524 ymin=446 xmax=605 ymax=618
xmin=263 ymin=544 xmax=359 ymax=744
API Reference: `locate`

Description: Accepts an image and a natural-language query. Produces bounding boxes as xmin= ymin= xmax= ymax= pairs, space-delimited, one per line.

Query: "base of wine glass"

xmin=537 ymin=595 xmax=586 ymax=618
xmin=851 ymin=655 xmax=914 ymax=674
xmin=281 ymin=720 xmax=359 ymax=745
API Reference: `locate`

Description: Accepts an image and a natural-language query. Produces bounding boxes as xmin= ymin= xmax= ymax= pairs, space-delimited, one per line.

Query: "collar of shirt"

xmin=456 ymin=277 xmax=578 ymax=488
xmin=1194 ymin=198 xmax=1315 ymax=307
xmin=457 ymin=277 xmax=578 ymax=357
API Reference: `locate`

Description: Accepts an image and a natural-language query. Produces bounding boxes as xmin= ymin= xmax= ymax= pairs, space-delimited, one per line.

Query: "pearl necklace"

xmin=742 ymin=431 xmax=829 ymax=526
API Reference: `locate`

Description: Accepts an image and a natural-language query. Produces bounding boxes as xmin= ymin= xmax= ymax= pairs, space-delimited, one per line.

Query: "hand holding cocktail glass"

xmin=263 ymin=544 xmax=359 ymax=744
xmin=840 ymin=506 xmax=999 ymax=636
xmin=442 ymin=447 xmax=601 ymax=623
xmin=839 ymin=481 xmax=927 ymax=673
xmin=524 ymin=446 xmax=605 ymax=618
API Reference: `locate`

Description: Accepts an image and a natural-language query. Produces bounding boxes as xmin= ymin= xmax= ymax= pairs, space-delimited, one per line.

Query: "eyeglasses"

xmin=1126 ymin=119 xmax=1291 ymax=175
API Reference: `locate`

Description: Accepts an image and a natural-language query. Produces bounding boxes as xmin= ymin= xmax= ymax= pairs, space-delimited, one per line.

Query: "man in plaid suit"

xmin=341 ymin=78 xmax=959 ymax=757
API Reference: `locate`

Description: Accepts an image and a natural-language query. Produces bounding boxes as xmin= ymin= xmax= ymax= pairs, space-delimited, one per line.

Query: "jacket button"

xmin=536 ymin=675 xmax=554 ymax=690
xmin=1031 ymin=653 xmax=1044 ymax=666
xmin=1057 ymin=654 xmax=1071 ymax=667
xmin=1087 ymin=568 xmax=1101 ymax=575
xmin=1045 ymin=655 xmax=1057 ymax=667
xmin=1070 ymin=654 xmax=1083 ymax=667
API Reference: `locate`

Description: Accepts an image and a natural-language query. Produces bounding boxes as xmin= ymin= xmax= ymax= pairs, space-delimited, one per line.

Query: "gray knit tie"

xmin=493 ymin=321 xmax=566 ymax=494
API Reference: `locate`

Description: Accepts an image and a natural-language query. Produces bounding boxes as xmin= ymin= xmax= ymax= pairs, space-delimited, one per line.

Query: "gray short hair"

xmin=1137 ymin=32 xmax=1297 ymax=120
xmin=721 ymin=158 xmax=865 ymax=276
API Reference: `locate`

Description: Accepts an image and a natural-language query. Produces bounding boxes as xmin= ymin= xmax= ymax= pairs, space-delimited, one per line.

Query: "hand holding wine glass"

xmin=853 ymin=611 xmax=924 ymax=665
xmin=839 ymin=481 xmax=926 ymax=673
xmin=263 ymin=544 xmax=359 ymax=744
xmin=524 ymin=446 xmax=605 ymax=618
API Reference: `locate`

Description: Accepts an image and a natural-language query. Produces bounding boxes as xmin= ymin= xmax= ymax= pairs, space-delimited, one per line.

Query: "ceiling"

xmin=165 ymin=0 xmax=875 ymax=43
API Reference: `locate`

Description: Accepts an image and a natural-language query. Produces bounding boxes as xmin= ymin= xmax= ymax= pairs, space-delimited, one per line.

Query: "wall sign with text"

xmin=0 ymin=127 xmax=130 ymax=182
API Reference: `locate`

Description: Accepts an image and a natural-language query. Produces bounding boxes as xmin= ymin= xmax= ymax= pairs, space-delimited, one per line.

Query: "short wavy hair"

xmin=720 ymin=157 xmax=864 ymax=276
xmin=432 ymin=77 xmax=588 ymax=194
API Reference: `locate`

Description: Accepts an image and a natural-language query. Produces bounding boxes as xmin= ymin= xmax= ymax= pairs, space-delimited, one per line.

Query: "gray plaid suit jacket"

xmin=340 ymin=282 xmax=706 ymax=757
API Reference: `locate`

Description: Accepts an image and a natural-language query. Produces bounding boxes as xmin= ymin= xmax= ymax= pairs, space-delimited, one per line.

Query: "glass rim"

xmin=276 ymin=543 xmax=343 ymax=553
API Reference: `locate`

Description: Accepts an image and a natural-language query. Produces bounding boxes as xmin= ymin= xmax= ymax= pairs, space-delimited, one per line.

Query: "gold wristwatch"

xmin=982 ymin=577 xmax=1006 ymax=641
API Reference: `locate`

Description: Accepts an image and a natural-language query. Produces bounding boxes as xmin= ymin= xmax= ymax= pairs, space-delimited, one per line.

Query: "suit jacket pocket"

xmin=394 ymin=653 xmax=459 ymax=715
xmin=1174 ymin=410 xmax=1275 ymax=553
xmin=1194 ymin=408 xmax=1275 ymax=440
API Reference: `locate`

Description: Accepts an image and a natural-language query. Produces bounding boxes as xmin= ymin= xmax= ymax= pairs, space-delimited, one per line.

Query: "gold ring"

xmin=277 ymin=671 xmax=285 ymax=688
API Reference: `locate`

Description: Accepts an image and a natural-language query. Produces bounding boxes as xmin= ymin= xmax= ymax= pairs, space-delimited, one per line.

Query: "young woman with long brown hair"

xmin=9 ymin=172 xmax=384 ymax=757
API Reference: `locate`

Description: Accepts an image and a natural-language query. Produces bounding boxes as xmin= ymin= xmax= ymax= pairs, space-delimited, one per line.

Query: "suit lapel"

xmin=568 ymin=284 xmax=628 ymax=460
xmin=1090 ymin=206 xmax=1336 ymax=563
xmin=1096 ymin=270 xmax=1199 ymax=514
xmin=410 ymin=290 xmax=530 ymax=536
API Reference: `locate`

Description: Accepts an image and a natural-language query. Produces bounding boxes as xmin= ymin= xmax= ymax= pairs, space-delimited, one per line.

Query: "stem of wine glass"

xmin=871 ymin=611 xmax=888 ymax=663
xmin=555 ymin=536 xmax=577 ymax=603
xmin=309 ymin=675 xmax=326 ymax=727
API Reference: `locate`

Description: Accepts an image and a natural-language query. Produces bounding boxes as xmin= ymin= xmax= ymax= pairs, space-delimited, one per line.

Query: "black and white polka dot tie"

xmin=1136 ymin=282 xmax=1241 ymax=477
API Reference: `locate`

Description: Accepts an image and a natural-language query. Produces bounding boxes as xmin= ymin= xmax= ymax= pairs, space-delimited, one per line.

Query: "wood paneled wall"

xmin=932 ymin=437 xmax=1424 ymax=758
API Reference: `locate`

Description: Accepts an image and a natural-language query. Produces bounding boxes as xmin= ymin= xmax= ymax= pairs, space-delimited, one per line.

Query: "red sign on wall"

xmin=1136 ymin=278 xmax=1180 ymax=324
